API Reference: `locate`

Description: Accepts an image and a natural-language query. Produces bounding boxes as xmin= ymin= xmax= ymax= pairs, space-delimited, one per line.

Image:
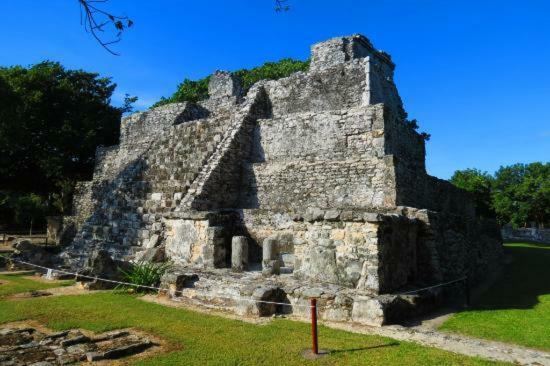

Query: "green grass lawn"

xmin=0 ymin=273 xmax=73 ymax=297
xmin=0 ymin=276 xmax=504 ymax=365
xmin=441 ymin=242 xmax=550 ymax=350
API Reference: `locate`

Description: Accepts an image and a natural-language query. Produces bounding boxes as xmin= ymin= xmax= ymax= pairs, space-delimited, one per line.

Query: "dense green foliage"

xmin=152 ymin=58 xmax=309 ymax=108
xmin=233 ymin=58 xmax=310 ymax=91
xmin=450 ymin=162 xmax=549 ymax=227
xmin=0 ymin=277 xmax=501 ymax=365
xmin=441 ymin=242 xmax=550 ymax=350
xmin=152 ymin=77 xmax=210 ymax=107
xmin=117 ymin=261 xmax=171 ymax=292
xmin=492 ymin=163 xmax=550 ymax=228
xmin=0 ymin=61 xmax=133 ymax=229
xmin=0 ymin=192 xmax=46 ymax=230
xmin=450 ymin=169 xmax=494 ymax=218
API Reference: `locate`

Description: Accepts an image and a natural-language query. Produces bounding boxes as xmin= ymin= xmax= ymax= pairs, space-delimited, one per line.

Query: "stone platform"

xmin=160 ymin=266 xmax=442 ymax=326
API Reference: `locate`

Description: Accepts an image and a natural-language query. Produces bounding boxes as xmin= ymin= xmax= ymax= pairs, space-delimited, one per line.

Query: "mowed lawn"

xmin=0 ymin=272 xmax=73 ymax=297
xmin=0 ymin=278 xmax=504 ymax=365
xmin=441 ymin=242 xmax=550 ymax=350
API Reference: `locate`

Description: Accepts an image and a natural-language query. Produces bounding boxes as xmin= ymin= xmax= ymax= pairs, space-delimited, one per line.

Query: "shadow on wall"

xmin=236 ymin=95 xmax=270 ymax=210
xmin=65 ymin=154 xmax=153 ymax=262
xmin=469 ymin=243 xmax=550 ymax=311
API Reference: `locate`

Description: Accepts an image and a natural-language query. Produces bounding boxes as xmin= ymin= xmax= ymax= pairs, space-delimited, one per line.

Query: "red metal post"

xmin=310 ymin=298 xmax=319 ymax=355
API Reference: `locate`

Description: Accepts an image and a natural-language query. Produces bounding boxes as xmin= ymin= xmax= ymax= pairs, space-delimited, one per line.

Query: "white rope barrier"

xmin=1 ymin=253 xmax=468 ymax=309
xmin=0 ymin=254 xmax=312 ymax=309
xmin=396 ymin=277 xmax=467 ymax=295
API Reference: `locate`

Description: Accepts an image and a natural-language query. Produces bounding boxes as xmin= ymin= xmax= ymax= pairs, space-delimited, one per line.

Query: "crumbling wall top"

xmin=310 ymin=34 xmax=394 ymax=71
xmin=208 ymin=70 xmax=242 ymax=99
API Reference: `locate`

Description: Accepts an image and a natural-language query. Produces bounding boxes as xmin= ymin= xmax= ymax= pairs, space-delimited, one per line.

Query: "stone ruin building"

xmin=52 ymin=34 xmax=502 ymax=325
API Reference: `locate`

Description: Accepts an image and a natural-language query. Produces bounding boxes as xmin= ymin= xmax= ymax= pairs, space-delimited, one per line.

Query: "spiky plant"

xmin=117 ymin=261 xmax=171 ymax=293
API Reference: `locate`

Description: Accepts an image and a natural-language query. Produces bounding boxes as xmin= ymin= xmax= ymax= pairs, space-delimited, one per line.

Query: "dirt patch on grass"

xmin=5 ymin=284 xmax=110 ymax=301
xmin=141 ymin=294 xmax=272 ymax=325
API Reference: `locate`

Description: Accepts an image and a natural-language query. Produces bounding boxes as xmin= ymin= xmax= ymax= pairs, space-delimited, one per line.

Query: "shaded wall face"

xmin=410 ymin=209 xmax=503 ymax=285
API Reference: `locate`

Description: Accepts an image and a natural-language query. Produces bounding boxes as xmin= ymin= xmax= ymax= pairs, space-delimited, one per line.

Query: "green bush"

xmin=152 ymin=58 xmax=309 ymax=108
xmin=117 ymin=261 xmax=171 ymax=292
xmin=0 ymin=191 xmax=47 ymax=230
xmin=233 ymin=58 xmax=310 ymax=91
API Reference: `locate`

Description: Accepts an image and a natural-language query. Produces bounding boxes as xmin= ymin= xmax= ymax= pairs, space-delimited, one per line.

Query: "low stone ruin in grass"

xmin=0 ymin=325 xmax=155 ymax=365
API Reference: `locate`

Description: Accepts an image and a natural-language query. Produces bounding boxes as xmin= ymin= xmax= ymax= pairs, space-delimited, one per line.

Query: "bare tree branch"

xmin=78 ymin=0 xmax=133 ymax=56
xmin=77 ymin=1 xmax=288 ymax=55
xmin=275 ymin=0 xmax=290 ymax=12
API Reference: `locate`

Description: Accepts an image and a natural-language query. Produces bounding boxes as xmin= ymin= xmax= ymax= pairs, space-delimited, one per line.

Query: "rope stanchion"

xmin=310 ymin=298 xmax=318 ymax=355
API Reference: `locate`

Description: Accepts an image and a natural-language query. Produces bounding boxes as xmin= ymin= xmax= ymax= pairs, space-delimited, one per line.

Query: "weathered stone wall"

xmin=239 ymin=209 xmax=420 ymax=295
xmin=241 ymin=105 xmax=395 ymax=210
xmin=501 ymin=226 xmax=550 ymax=244
xmin=164 ymin=211 xmax=240 ymax=268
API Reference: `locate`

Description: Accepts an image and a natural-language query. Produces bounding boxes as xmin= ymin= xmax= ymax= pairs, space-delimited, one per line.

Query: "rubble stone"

xmin=0 ymin=326 xmax=153 ymax=365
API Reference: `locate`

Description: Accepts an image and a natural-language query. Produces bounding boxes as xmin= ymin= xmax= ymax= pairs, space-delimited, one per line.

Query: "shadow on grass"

xmin=330 ymin=341 xmax=400 ymax=354
xmin=470 ymin=243 xmax=550 ymax=310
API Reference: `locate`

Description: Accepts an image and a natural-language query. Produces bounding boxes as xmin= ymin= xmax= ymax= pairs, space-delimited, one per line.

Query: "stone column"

xmin=231 ymin=236 xmax=248 ymax=272
xmin=262 ymin=238 xmax=279 ymax=275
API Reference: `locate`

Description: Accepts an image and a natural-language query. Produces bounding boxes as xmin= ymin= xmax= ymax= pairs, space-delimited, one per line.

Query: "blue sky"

xmin=0 ymin=0 xmax=548 ymax=179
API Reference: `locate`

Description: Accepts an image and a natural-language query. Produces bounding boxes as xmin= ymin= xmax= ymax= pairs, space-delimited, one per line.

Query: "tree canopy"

xmin=451 ymin=162 xmax=550 ymax=228
xmin=152 ymin=58 xmax=309 ymax=108
xmin=450 ymin=168 xmax=494 ymax=218
xmin=492 ymin=163 xmax=550 ymax=228
xmin=0 ymin=61 xmax=132 ymax=228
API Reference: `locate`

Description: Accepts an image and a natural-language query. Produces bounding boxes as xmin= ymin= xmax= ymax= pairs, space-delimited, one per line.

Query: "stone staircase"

xmin=63 ymin=113 xmax=233 ymax=267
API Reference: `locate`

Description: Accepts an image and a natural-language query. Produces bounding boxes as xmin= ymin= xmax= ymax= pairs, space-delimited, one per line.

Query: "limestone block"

xmin=145 ymin=234 xmax=160 ymax=249
xmin=304 ymin=207 xmax=324 ymax=223
xmin=351 ymin=296 xmax=385 ymax=326
xmin=308 ymin=246 xmax=339 ymax=283
xmin=324 ymin=210 xmax=340 ymax=221
xmin=231 ymin=236 xmax=248 ymax=272
xmin=134 ymin=246 xmax=165 ymax=263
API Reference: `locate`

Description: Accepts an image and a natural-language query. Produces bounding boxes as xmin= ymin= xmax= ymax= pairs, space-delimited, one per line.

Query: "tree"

xmin=450 ymin=169 xmax=494 ymax=218
xmin=0 ymin=61 xmax=133 ymax=221
xmin=76 ymin=1 xmax=288 ymax=55
xmin=492 ymin=163 xmax=550 ymax=228
xmin=152 ymin=58 xmax=309 ymax=108
xmin=78 ymin=0 xmax=134 ymax=55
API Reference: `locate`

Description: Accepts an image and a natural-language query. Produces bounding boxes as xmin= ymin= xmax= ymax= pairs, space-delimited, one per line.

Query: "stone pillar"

xmin=231 ymin=236 xmax=248 ymax=272
xmin=204 ymin=226 xmax=227 ymax=269
xmin=46 ymin=216 xmax=63 ymax=245
xmin=262 ymin=238 xmax=280 ymax=276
